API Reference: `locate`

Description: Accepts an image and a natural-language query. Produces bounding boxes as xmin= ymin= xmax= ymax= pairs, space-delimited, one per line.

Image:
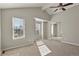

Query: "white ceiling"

xmin=42 ymin=3 xmax=79 ymax=15
xmin=0 ymin=3 xmax=78 ymax=15
xmin=0 ymin=3 xmax=49 ymax=9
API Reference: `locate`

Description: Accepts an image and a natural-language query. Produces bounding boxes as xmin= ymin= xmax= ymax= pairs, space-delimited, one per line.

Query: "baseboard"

xmin=2 ymin=41 xmax=34 ymax=51
xmin=61 ymin=40 xmax=79 ymax=47
xmin=51 ymin=38 xmax=79 ymax=47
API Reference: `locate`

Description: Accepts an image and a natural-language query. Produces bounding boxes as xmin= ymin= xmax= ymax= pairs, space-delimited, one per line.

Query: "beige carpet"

xmin=2 ymin=40 xmax=79 ymax=56
xmin=43 ymin=40 xmax=79 ymax=56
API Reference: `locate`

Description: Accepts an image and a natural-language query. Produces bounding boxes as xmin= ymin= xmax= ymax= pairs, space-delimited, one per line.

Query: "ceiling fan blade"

xmin=62 ymin=8 xmax=66 ymax=11
xmin=63 ymin=3 xmax=73 ymax=6
xmin=59 ymin=3 xmax=63 ymax=6
xmin=50 ymin=3 xmax=63 ymax=8
xmin=54 ymin=9 xmax=58 ymax=12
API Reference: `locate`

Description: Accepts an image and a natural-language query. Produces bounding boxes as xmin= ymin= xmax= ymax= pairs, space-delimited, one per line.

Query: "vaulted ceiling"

xmin=0 ymin=3 xmax=78 ymax=15
xmin=0 ymin=3 xmax=47 ymax=8
xmin=42 ymin=3 xmax=79 ymax=15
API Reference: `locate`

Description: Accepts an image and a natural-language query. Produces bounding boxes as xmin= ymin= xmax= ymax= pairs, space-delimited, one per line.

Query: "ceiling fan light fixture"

xmin=49 ymin=3 xmax=73 ymax=12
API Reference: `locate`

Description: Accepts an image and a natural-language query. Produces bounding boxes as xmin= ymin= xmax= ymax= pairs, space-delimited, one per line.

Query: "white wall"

xmin=1 ymin=7 xmax=51 ymax=50
xmin=50 ymin=5 xmax=79 ymax=45
xmin=0 ymin=10 xmax=1 ymax=55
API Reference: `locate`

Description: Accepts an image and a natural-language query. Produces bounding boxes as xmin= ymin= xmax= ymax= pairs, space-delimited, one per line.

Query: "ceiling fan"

xmin=50 ymin=3 xmax=73 ymax=12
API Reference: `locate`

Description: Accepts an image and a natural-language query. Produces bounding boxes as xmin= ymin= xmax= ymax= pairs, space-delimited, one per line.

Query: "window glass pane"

xmin=12 ymin=17 xmax=25 ymax=40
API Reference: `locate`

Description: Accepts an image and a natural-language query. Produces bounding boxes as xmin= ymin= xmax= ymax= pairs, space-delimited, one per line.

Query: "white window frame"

xmin=12 ymin=17 xmax=25 ymax=40
xmin=50 ymin=24 xmax=54 ymax=36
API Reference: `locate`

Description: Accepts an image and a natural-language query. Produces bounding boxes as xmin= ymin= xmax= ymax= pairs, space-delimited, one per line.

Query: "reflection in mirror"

xmin=12 ymin=17 xmax=25 ymax=40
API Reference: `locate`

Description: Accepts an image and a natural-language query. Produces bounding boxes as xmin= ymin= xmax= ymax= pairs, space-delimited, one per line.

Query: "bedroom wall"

xmin=0 ymin=10 xmax=1 ymax=55
xmin=50 ymin=5 xmax=79 ymax=45
xmin=1 ymin=7 xmax=50 ymax=50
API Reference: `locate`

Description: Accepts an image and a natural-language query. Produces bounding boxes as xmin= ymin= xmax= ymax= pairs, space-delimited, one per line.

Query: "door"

xmin=35 ymin=22 xmax=42 ymax=39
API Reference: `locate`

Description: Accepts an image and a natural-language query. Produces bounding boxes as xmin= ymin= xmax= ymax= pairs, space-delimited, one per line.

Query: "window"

xmin=35 ymin=22 xmax=41 ymax=35
xmin=12 ymin=17 xmax=25 ymax=40
xmin=50 ymin=23 xmax=58 ymax=37
xmin=50 ymin=24 xmax=54 ymax=36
